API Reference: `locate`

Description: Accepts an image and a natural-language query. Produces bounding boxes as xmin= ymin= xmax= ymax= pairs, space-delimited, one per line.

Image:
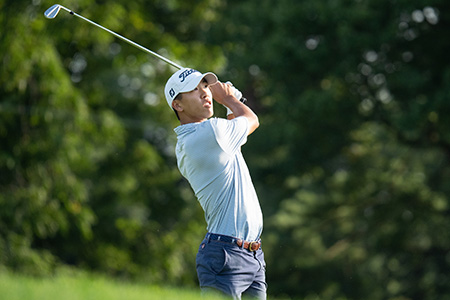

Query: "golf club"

xmin=44 ymin=4 xmax=183 ymax=70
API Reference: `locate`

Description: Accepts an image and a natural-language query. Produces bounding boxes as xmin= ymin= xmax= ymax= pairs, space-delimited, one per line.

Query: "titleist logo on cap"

xmin=179 ymin=69 xmax=199 ymax=82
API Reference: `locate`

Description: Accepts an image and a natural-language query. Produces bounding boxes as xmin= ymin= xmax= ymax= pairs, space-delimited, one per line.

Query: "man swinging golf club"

xmin=165 ymin=68 xmax=267 ymax=299
xmin=44 ymin=5 xmax=266 ymax=298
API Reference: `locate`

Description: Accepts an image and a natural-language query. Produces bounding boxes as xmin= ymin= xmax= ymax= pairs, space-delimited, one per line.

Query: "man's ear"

xmin=172 ymin=100 xmax=183 ymax=112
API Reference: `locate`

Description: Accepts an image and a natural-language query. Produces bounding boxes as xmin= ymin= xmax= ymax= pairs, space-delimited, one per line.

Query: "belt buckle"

xmin=248 ymin=241 xmax=255 ymax=252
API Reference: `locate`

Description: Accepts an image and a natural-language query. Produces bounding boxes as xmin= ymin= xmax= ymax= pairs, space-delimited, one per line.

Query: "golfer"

xmin=165 ymin=68 xmax=267 ymax=299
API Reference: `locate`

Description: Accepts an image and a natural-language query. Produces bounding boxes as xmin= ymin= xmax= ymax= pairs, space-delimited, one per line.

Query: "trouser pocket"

xmin=197 ymin=242 xmax=228 ymax=275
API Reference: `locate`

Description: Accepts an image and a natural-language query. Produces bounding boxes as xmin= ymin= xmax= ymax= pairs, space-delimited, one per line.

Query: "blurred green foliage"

xmin=1 ymin=0 xmax=450 ymax=299
xmin=206 ymin=0 xmax=450 ymax=299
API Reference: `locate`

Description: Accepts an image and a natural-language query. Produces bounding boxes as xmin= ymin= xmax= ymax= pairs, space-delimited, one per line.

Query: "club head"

xmin=44 ymin=4 xmax=62 ymax=19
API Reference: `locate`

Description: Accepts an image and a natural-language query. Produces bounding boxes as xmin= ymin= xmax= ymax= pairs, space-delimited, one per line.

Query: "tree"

xmin=0 ymin=0 xmax=223 ymax=284
xmin=205 ymin=0 xmax=450 ymax=299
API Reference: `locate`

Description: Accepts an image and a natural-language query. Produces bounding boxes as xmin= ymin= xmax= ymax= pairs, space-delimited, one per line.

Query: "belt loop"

xmin=206 ymin=233 xmax=211 ymax=243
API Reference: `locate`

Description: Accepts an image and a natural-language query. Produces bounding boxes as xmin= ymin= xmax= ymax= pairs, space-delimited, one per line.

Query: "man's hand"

xmin=225 ymin=81 xmax=243 ymax=102
xmin=209 ymin=81 xmax=237 ymax=105
xmin=223 ymin=82 xmax=243 ymax=117
xmin=210 ymin=81 xmax=259 ymax=135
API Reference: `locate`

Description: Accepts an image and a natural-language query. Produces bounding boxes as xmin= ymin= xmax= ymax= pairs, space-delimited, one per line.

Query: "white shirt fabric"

xmin=174 ymin=117 xmax=263 ymax=241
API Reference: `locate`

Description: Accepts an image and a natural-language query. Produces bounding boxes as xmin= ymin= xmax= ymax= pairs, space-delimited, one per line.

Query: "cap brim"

xmin=179 ymin=72 xmax=218 ymax=94
xmin=204 ymin=73 xmax=218 ymax=85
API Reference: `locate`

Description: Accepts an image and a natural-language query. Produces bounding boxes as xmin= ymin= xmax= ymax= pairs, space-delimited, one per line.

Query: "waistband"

xmin=205 ymin=233 xmax=261 ymax=252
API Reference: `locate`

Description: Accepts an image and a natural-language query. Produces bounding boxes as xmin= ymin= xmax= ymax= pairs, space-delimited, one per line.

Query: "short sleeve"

xmin=209 ymin=117 xmax=249 ymax=155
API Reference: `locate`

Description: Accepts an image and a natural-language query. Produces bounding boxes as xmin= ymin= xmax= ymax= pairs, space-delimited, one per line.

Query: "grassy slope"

xmin=0 ymin=269 xmax=229 ymax=300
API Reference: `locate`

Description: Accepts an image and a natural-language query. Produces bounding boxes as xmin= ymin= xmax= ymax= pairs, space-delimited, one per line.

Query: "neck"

xmin=179 ymin=114 xmax=208 ymax=125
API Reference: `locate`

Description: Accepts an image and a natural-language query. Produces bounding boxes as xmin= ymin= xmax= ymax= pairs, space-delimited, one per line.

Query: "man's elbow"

xmin=248 ymin=115 xmax=259 ymax=135
xmin=254 ymin=116 xmax=260 ymax=129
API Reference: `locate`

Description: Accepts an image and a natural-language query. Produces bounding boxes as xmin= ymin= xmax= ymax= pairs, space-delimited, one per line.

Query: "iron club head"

xmin=44 ymin=4 xmax=62 ymax=19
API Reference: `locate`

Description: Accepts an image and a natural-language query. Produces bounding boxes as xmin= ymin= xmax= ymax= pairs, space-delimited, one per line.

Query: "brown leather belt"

xmin=236 ymin=239 xmax=261 ymax=252
xmin=206 ymin=233 xmax=261 ymax=252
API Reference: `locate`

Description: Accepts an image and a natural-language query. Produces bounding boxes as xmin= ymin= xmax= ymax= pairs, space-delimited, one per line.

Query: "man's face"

xmin=173 ymin=79 xmax=214 ymax=123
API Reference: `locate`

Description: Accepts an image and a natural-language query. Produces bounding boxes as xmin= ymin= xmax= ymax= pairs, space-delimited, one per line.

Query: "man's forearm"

xmin=222 ymin=96 xmax=259 ymax=134
xmin=210 ymin=81 xmax=259 ymax=134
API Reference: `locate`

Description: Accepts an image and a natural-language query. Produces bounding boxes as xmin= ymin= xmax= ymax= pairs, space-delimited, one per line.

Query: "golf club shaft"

xmin=54 ymin=5 xmax=183 ymax=70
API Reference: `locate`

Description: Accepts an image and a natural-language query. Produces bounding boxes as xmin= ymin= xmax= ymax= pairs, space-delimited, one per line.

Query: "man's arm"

xmin=210 ymin=81 xmax=259 ymax=135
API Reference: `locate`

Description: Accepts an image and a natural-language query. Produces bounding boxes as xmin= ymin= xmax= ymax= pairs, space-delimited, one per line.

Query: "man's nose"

xmin=199 ymin=86 xmax=208 ymax=96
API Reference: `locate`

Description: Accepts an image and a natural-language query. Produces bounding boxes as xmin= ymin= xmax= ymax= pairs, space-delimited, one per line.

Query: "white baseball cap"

xmin=164 ymin=68 xmax=218 ymax=108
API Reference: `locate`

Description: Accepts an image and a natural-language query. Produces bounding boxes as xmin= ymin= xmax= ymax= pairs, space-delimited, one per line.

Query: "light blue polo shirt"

xmin=174 ymin=117 xmax=263 ymax=241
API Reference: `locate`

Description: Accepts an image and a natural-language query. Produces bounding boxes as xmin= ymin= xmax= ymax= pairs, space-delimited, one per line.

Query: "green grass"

xmin=0 ymin=269 xmax=229 ymax=300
